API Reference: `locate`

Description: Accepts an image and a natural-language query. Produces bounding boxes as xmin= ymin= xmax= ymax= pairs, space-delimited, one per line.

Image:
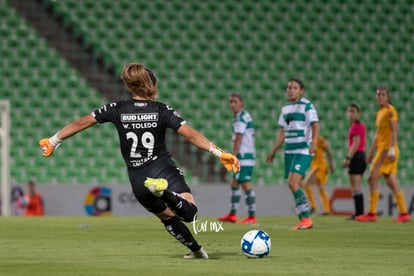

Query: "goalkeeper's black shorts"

xmin=128 ymin=157 xmax=192 ymax=213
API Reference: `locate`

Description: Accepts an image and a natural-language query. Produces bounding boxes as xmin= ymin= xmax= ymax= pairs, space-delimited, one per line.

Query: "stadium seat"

xmin=4 ymin=0 xmax=414 ymax=185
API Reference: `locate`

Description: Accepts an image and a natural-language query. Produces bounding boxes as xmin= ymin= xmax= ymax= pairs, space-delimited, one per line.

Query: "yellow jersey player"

xmin=356 ymin=86 xmax=410 ymax=223
xmin=303 ymin=134 xmax=335 ymax=215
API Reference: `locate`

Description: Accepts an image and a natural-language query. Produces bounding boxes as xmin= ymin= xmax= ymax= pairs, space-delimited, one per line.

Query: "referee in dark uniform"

xmin=343 ymin=102 xmax=367 ymax=219
xmin=39 ymin=62 xmax=240 ymax=259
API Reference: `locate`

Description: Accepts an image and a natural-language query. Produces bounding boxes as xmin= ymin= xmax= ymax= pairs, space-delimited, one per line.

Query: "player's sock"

xmin=394 ymin=190 xmax=408 ymax=214
xmin=353 ymin=190 xmax=364 ymax=216
xmin=161 ymin=190 xmax=198 ymax=222
xmin=162 ymin=216 xmax=201 ymax=252
xmin=319 ymin=188 xmax=331 ymax=213
xmin=368 ymin=190 xmax=380 ymax=214
xmin=304 ymin=185 xmax=316 ymax=211
xmin=293 ymin=188 xmax=310 ymax=219
xmin=230 ymin=186 xmax=241 ymax=215
xmin=245 ymin=189 xmax=256 ymax=217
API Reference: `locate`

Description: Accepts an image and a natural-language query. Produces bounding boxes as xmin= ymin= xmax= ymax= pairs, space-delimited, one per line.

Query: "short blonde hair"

xmin=120 ymin=63 xmax=158 ymax=100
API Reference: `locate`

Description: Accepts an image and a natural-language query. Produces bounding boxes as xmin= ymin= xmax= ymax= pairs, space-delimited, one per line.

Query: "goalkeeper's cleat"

xmin=292 ymin=218 xmax=313 ymax=230
xmin=184 ymin=247 xmax=209 ymax=259
xmin=218 ymin=213 xmax=237 ymax=223
xmin=237 ymin=216 xmax=257 ymax=225
xmin=144 ymin=178 xmax=168 ymax=197
xmin=355 ymin=213 xmax=377 ymax=222
xmin=394 ymin=213 xmax=410 ymax=223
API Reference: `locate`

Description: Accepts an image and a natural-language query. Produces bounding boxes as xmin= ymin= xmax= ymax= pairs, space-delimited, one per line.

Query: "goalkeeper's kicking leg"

xmin=129 ymin=164 xmax=208 ymax=259
xmin=145 ymin=177 xmax=199 ymax=222
xmin=157 ymin=206 xmax=208 ymax=259
xmin=144 ymin=178 xmax=207 ymax=259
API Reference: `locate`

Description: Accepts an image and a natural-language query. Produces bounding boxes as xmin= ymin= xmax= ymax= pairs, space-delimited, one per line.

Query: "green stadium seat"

xmin=4 ymin=0 xmax=414 ymax=185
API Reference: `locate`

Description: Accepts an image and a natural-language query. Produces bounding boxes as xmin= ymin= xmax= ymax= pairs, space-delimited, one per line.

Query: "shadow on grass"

xmin=169 ymin=251 xmax=276 ymax=260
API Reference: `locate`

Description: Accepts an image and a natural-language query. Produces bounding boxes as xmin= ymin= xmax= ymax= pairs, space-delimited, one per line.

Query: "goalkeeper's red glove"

xmin=209 ymin=143 xmax=240 ymax=173
xmin=39 ymin=134 xmax=62 ymax=157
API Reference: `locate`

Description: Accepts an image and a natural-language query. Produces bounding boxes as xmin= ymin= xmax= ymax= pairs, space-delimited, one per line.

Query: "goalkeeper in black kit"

xmin=39 ymin=62 xmax=240 ymax=259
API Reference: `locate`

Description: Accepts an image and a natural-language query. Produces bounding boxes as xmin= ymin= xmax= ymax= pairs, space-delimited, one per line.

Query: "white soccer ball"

xmin=240 ymin=229 xmax=271 ymax=258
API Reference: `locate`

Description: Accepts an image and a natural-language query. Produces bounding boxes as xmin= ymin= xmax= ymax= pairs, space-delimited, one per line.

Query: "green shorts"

xmin=284 ymin=153 xmax=313 ymax=179
xmin=233 ymin=166 xmax=254 ymax=183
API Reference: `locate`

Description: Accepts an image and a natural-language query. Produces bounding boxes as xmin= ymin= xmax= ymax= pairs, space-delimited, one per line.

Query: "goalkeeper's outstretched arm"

xmin=177 ymin=124 xmax=219 ymax=152
xmin=39 ymin=114 xmax=97 ymax=157
xmin=54 ymin=114 xmax=97 ymax=140
xmin=177 ymin=124 xmax=240 ymax=172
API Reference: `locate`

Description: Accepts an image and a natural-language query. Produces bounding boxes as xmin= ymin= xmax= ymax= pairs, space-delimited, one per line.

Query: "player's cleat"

xmin=394 ymin=213 xmax=410 ymax=223
xmin=218 ymin=213 xmax=237 ymax=223
xmin=237 ymin=216 xmax=257 ymax=224
xmin=355 ymin=213 xmax=377 ymax=222
xmin=144 ymin=177 xmax=168 ymax=197
xmin=184 ymin=247 xmax=209 ymax=259
xmin=292 ymin=218 xmax=313 ymax=230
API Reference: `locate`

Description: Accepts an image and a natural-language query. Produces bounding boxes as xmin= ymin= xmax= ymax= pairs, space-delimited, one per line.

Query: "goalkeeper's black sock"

xmin=162 ymin=216 xmax=201 ymax=252
xmin=353 ymin=191 xmax=364 ymax=216
xmin=161 ymin=190 xmax=198 ymax=222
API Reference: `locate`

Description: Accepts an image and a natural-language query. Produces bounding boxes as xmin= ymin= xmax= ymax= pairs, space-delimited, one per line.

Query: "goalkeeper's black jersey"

xmin=92 ymin=99 xmax=186 ymax=169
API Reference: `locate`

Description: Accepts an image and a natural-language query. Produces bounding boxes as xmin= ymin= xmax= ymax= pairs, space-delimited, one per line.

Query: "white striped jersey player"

xmin=278 ymin=97 xmax=319 ymax=155
xmin=233 ymin=110 xmax=255 ymax=166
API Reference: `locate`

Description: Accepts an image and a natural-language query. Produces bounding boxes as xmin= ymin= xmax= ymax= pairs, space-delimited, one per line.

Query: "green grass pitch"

xmin=0 ymin=216 xmax=413 ymax=276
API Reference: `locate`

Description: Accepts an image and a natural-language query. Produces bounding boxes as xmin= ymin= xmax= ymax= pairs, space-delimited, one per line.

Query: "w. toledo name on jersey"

xmin=121 ymin=113 xmax=159 ymax=129
xmin=92 ymin=100 xmax=186 ymax=169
